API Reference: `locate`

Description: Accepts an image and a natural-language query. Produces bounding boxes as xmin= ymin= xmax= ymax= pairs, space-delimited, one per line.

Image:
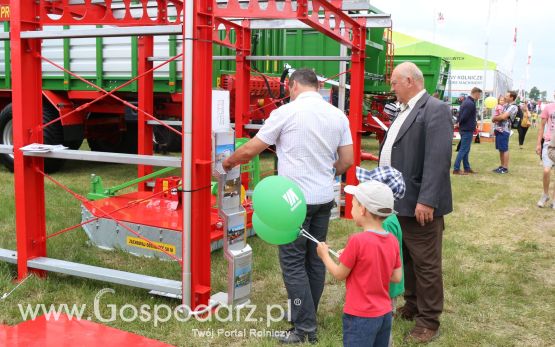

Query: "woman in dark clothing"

xmin=517 ymin=103 xmax=531 ymax=149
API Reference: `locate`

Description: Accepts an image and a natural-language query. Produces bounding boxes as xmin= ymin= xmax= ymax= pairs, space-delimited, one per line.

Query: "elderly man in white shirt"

xmin=379 ymin=62 xmax=453 ymax=343
xmin=224 ymin=68 xmax=354 ymax=344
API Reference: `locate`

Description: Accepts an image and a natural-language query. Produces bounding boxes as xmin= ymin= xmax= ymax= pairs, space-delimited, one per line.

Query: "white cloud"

xmin=372 ymin=0 xmax=554 ymax=95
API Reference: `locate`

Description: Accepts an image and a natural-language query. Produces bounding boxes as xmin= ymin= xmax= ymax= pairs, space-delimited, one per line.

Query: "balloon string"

xmin=300 ymin=229 xmax=340 ymax=258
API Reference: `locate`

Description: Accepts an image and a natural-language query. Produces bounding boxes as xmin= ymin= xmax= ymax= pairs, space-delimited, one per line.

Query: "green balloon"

xmin=252 ymin=176 xmax=307 ymax=230
xmin=252 ymin=213 xmax=300 ymax=245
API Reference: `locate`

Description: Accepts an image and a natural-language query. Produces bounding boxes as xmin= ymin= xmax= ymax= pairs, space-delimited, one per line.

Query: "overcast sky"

xmin=371 ymin=0 xmax=553 ymax=97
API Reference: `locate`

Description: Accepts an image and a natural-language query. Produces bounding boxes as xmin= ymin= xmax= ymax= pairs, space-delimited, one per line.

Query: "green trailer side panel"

xmin=131 ymin=36 xmax=138 ymax=93
xmin=95 ymin=26 xmax=104 ymax=89
xmin=64 ymin=26 xmax=71 ymax=90
xmin=2 ymin=21 xmax=10 ymax=89
xmin=169 ymin=35 xmax=177 ymax=93
xmin=393 ymin=55 xmax=451 ymax=98
xmin=0 ymin=26 xmax=389 ymax=96
xmin=211 ymin=28 xmax=388 ymax=92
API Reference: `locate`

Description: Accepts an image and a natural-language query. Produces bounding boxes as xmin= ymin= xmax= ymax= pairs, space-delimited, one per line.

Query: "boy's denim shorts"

xmin=343 ymin=312 xmax=392 ymax=347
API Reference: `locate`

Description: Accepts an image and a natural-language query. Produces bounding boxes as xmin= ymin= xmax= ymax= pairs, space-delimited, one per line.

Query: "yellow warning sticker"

xmin=126 ymin=237 xmax=176 ymax=255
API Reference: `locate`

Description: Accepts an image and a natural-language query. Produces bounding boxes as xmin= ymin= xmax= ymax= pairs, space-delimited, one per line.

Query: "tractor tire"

xmin=153 ymin=125 xmax=182 ymax=153
xmin=0 ymin=104 xmax=14 ymax=172
xmin=87 ymin=113 xmax=138 ymax=154
xmin=0 ymin=102 xmax=72 ymax=173
xmin=42 ymin=102 xmax=67 ymax=173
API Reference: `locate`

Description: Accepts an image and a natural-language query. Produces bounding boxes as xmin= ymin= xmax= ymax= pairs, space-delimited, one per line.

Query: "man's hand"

xmin=222 ymin=158 xmax=234 ymax=172
xmin=221 ymin=137 xmax=269 ymax=173
xmin=316 ymin=242 xmax=329 ymax=259
xmin=536 ymin=143 xmax=542 ymax=156
xmin=415 ymin=203 xmax=434 ymax=226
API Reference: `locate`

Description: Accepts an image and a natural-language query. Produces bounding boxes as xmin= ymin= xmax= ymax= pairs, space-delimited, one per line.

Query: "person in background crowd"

xmin=453 ymin=87 xmax=482 ymax=175
xmin=518 ymin=102 xmax=531 ymax=149
xmin=536 ymin=91 xmax=555 ymax=209
xmin=531 ymin=111 xmax=538 ymax=128
xmin=527 ymin=100 xmax=534 ymax=113
xmin=384 ymin=102 xmax=401 ymax=123
xmin=494 ymin=96 xmax=506 ymax=118
xmin=491 ymin=91 xmax=518 ymax=174
xmin=492 ymin=95 xmax=506 ymax=136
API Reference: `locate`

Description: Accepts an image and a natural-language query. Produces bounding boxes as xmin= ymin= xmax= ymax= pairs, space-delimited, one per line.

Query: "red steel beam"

xmin=213 ymin=17 xmax=244 ymax=50
xmin=233 ymin=22 xmax=251 ymax=139
xmin=214 ymin=1 xmax=364 ymax=49
xmin=296 ymin=0 xmax=361 ymax=49
xmin=213 ymin=0 xmax=297 ymax=19
xmin=138 ymin=35 xmax=154 ymax=191
xmin=234 ymin=21 xmax=252 ymax=190
xmin=39 ymin=0 xmax=184 ymax=26
xmin=11 ymin=0 xmax=47 ymax=279
xmin=188 ymin=0 xmax=213 ymax=309
xmin=344 ymin=28 xmax=366 ymax=219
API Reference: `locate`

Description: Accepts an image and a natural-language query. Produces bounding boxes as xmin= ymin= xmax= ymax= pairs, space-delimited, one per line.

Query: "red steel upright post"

xmin=185 ymin=0 xmax=213 ymax=309
xmin=11 ymin=0 xmax=47 ymax=279
xmin=234 ymin=23 xmax=251 ymax=139
xmin=234 ymin=23 xmax=251 ymax=187
xmin=138 ymin=35 xmax=154 ymax=191
xmin=344 ymin=27 xmax=366 ymax=219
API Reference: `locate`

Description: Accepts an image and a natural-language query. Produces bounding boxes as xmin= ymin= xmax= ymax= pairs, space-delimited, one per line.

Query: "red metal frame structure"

xmin=9 ymin=0 xmax=366 ymax=310
xmin=12 ymin=0 xmax=47 ymax=279
xmin=213 ymin=0 xmax=366 ymax=218
xmin=137 ymin=35 xmax=154 ymax=192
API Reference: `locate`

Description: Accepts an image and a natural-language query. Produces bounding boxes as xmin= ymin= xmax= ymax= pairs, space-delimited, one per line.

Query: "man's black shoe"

xmin=276 ymin=329 xmax=318 ymax=345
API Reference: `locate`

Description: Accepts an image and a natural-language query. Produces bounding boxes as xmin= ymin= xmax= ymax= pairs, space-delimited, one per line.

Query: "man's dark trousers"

xmin=453 ymin=131 xmax=473 ymax=171
xmin=278 ymin=200 xmax=334 ymax=333
xmin=398 ymin=216 xmax=445 ymax=330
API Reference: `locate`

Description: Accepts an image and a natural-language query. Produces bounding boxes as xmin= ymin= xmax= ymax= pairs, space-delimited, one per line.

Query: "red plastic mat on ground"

xmin=0 ymin=314 xmax=174 ymax=346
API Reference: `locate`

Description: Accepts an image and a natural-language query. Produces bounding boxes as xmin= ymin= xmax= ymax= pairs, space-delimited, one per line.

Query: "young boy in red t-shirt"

xmin=317 ymin=180 xmax=402 ymax=347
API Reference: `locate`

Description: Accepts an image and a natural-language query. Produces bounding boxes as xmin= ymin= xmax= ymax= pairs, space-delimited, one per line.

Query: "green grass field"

xmin=0 ymin=128 xmax=554 ymax=346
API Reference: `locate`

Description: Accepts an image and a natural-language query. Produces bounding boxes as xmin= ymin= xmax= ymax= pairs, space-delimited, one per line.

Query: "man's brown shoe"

xmin=452 ymin=170 xmax=468 ymax=175
xmin=464 ymin=169 xmax=477 ymax=174
xmin=393 ymin=306 xmax=416 ymax=321
xmin=404 ymin=326 xmax=440 ymax=344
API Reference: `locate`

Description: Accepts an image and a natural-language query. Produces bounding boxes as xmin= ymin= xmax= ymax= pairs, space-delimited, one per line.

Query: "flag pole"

xmin=481 ymin=0 xmax=493 ymax=130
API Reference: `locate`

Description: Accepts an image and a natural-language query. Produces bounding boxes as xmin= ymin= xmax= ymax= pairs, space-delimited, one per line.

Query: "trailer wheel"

xmin=87 ymin=113 xmax=137 ymax=154
xmin=153 ymin=125 xmax=182 ymax=153
xmin=0 ymin=104 xmax=14 ymax=171
xmin=41 ymin=102 xmax=67 ymax=172
xmin=0 ymin=102 xmax=68 ymax=173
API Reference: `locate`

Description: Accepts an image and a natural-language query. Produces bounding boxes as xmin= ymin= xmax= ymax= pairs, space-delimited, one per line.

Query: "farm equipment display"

xmin=1 ymin=0 xmax=395 ymax=312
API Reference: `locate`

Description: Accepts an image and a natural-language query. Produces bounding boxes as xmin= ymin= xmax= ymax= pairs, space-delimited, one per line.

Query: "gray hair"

xmin=395 ymin=62 xmax=424 ymax=83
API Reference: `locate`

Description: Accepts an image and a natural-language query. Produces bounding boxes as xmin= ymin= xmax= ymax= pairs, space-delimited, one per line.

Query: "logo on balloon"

xmin=282 ymin=188 xmax=302 ymax=211
xmin=252 ymin=176 xmax=308 ymax=245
